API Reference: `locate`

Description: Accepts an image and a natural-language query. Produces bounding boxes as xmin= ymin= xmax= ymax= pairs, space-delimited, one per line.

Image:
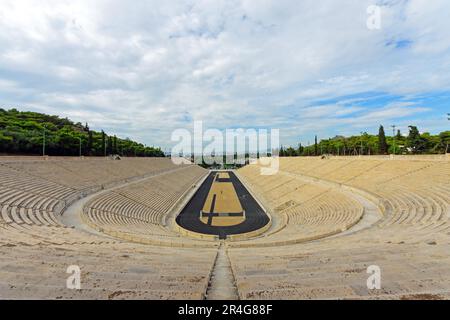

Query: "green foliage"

xmin=378 ymin=125 xmax=388 ymax=154
xmin=0 ymin=108 xmax=164 ymax=157
xmin=406 ymin=126 xmax=428 ymax=154
xmin=280 ymin=125 xmax=450 ymax=157
xmin=438 ymin=131 xmax=450 ymax=153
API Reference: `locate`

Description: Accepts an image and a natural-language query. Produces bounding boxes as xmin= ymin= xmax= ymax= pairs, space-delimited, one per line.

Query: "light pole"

xmin=42 ymin=125 xmax=46 ymax=156
xmin=391 ymin=125 xmax=396 ymax=155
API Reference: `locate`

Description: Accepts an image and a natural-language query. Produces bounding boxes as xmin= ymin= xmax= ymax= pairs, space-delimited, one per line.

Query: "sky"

xmin=0 ymin=0 xmax=450 ymax=150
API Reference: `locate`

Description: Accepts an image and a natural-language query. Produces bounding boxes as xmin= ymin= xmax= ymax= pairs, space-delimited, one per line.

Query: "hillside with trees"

xmin=0 ymin=108 xmax=164 ymax=157
xmin=280 ymin=125 xmax=450 ymax=157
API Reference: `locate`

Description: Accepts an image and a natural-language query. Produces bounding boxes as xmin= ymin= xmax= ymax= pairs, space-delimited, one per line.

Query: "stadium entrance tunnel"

xmin=176 ymin=171 xmax=270 ymax=240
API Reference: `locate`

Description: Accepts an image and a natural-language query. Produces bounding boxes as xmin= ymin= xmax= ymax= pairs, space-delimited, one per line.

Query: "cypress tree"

xmin=378 ymin=125 xmax=388 ymax=154
xmin=314 ymin=136 xmax=318 ymax=156
xmin=101 ymin=130 xmax=106 ymax=156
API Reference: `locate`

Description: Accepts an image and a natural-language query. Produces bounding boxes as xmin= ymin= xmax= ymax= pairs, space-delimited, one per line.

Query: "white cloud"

xmin=0 ymin=0 xmax=449 ymax=148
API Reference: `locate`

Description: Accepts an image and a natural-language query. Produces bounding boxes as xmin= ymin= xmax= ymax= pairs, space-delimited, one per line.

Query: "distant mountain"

xmin=0 ymin=108 xmax=164 ymax=157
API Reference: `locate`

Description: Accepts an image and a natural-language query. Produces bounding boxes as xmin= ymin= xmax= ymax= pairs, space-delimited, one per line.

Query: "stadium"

xmin=1 ymin=0 xmax=450 ymax=304
xmin=0 ymin=153 xmax=449 ymax=300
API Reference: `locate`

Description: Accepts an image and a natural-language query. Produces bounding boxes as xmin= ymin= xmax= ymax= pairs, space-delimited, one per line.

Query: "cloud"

xmin=0 ymin=0 xmax=449 ymax=148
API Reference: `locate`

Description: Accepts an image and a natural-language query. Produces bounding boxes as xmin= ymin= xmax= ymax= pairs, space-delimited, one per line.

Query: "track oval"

xmin=176 ymin=171 xmax=270 ymax=239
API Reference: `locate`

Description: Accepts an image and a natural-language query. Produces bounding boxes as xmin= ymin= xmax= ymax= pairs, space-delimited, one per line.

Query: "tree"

xmin=113 ymin=135 xmax=117 ymax=154
xmin=440 ymin=131 xmax=450 ymax=154
xmin=314 ymin=135 xmax=318 ymax=156
xmin=101 ymin=130 xmax=106 ymax=156
xmin=0 ymin=109 xmax=165 ymax=157
xmin=406 ymin=126 xmax=426 ymax=154
xmin=297 ymin=143 xmax=304 ymax=155
xmin=84 ymin=123 xmax=92 ymax=155
xmin=108 ymin=136 xmax=113 ymax=155
xmin=279 ymin=146 xmax=285 ymax=157
xmin=378 ymin=125 xmax=388 ymax=154
xmin=87 ymin=130 xmax=93 ymax=155
xmin=285 ymin=147 xmax=297 ymax=157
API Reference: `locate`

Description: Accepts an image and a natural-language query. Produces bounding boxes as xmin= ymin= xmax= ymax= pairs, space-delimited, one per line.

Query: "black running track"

xmin=176 ymin=171 xmax=270 ymax=239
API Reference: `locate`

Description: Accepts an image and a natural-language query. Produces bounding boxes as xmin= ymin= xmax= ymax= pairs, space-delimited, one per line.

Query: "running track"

xmin=176 ymin=171 xmax=270 ymax=239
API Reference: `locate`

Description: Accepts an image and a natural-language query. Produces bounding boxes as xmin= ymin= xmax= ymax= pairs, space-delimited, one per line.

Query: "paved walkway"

xmin=206 ymin=243 xmax=239 ymax=300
